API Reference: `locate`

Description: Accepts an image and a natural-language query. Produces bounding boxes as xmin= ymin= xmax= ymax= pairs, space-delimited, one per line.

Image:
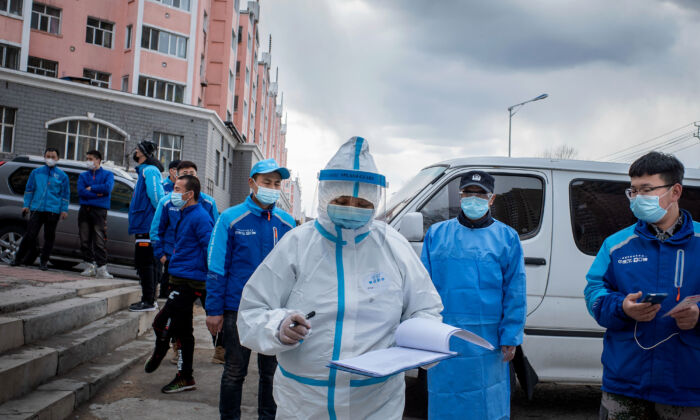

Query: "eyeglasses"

xmin=624 ymin=184 xmax=673 ymax=200
xmin=461 ymin=191 xmax=494 ymax=199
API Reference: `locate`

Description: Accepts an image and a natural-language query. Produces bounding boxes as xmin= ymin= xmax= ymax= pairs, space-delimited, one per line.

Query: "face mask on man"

xmin=256 ymin=186 xmax=281 ymax=205
xmin=461 ymin=197 xmax=490 ymax=220
xmin=629 ymin=189 xmax=672 ymax=223
xmin=45 ymin=158 xmax=57 ymax=167
xmin=327 ymin=204 xmax=374 ymax=230
xmin=170 ymin=192 xmax=189 ymax=209
xmin=86 ymin=160 xmax=96 ymax=170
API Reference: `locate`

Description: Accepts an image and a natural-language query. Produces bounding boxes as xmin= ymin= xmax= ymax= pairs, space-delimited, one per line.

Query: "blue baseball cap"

xmin=250 ymin=158 xmax=290 ymax=180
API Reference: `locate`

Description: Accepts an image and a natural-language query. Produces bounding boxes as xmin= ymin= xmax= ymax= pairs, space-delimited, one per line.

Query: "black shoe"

xmin=129 ymin=301 xmax=158 ymax=312
xmin=39 ymin=261 xmax=48 ymax=271
xmin=144 ymin=339 xmax=171 ymax=373
xmin=161 ymin=373 xmax=196 ymax=394
xmin=9 ymin=259 xmax=20 ymax=267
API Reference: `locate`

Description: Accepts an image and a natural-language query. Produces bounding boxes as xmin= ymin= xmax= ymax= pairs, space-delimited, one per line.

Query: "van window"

xmin=419 ymin=173 xmax=544 ymax=239
xmin=383 ymin=165 xmax=446 ymax=222
xmin=8 ymin=167 xmax=34 ymax=194
xmin=569 ymin=179 xmax=700 ymax=256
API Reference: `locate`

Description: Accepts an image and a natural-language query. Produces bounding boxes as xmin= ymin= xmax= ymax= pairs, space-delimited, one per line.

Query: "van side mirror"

xmin=400 ymin=212 xmax=424 ymax=242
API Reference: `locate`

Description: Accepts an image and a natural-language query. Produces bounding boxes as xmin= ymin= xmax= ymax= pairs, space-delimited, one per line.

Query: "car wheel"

xmin=0 ymin=225 xmax=24 ymax=264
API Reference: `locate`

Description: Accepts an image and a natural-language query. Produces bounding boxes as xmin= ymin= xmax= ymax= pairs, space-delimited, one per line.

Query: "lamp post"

xmin=508 ymin=93 xmax=548 ymax=157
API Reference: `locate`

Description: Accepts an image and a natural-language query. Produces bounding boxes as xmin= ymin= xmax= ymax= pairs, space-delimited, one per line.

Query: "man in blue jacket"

xmin=584 ymin=152 xmax=700 ymax=419
xmin=421 ymin=170 xmax=526 ymax=420
xmin=12 ymin=148 xmax=70 ymax=271
xmin=151 ymin=160 xmax=218 ymax=299
xmin=128 ymin=141 xmax=165 ymax=312
xmin=161 ymin=159 xmax=180 ymax=194
xmin=144 ymin=175 xmax=214 ymax=394
xmin=205 ymin=159 xmax=295 ymax=420
xmin=78 ymin=150 xmax=115 ymax=279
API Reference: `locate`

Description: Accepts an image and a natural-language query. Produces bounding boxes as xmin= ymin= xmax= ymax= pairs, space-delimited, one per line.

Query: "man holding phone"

xmin=584 ymin=151 xmax=700 ymax=419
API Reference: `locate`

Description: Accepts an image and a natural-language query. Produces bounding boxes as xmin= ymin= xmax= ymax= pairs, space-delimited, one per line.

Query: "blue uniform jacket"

xmin=23 ymin=165 xmax=70 ymax=214
xmin=162 ymin=177 xmax=174 ymax=194
xmin=584 ymin=209 xmax=700 ymax=407
xmin=167 ymin=203 xmax=214 ymax=282
xmin=128 ymin=164 xmax=164 ymax=235
xmin=151 ymin=193 xmax=219 ymax=259
xmin=421 ymin=217 xmax=526 ymax=420
xmin=206 ymin=195 xmax=296 ymax=315
xmin=77 ymin=167 xmax=114 ymax=209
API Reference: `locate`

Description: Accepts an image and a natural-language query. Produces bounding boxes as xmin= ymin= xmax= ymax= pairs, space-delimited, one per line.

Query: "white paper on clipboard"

xmin=662 ymin=295 xmax=700 ymax=317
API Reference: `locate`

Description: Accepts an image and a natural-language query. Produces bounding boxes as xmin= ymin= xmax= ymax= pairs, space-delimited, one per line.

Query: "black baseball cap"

xmin=459 ymin=170 xmax=495 ymax=194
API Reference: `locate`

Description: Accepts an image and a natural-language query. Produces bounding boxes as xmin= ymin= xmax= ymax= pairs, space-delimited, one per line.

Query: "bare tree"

xmin=540 ymin=145 xmax=578 ymax=159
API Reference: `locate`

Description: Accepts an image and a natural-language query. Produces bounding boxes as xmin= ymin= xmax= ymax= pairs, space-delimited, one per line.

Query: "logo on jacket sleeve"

xmin=617 ymin=254 xmax=649 ymax=265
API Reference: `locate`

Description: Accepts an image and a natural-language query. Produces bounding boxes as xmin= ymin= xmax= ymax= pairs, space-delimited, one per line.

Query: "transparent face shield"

xmin=315 ymin=168 xmax=387 ymax=242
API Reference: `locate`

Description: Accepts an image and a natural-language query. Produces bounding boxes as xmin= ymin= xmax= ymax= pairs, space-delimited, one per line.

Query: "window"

xmin=46 ymin=120 xmax=126 ymax=165
xmin=27 ymin=56 xmax=57 ymax=77
xmin=110 ymin=181 xmax=132 ymax=213
xmin=86 ymin=17 xmax=114 ymax=48
xmin=137 ymin=76 xmax=184 ymax=103
xmin=245 ymin=66 xmax=249 ymax=85
xmin=31 ymin=3 xmax=61 ymax=34
xmin=214 ymin=150 xmax=220 ymax=186
xmin=141 ymin=26 xmax=187 ymax=58
xmin=237 ymin=26 xmax=242 ymax=43
xmin=9 ymin=167 xmax=34 ymax=194
xmin=125 ymin=24 xmax=132 ymax=49
xmin=152 ymin=0 xmax=190 ymax=11
xmin=153 ymin=132 xmax=183 ymax=168
xmin=0 ymin=106 xmax=16 ymax=153
xmin=235 ymin=61 xmax=240 ymax=75
xmin=247 ymin=33 xmax=251 ymax=51
xmin=418 ymin=173 xmax=544 ymax=238
xmin=222 ymin=156 xmax=227 ymax=190
xmin=0 ymin=0 xmax=22 ymax=16
xmin=121 ymin=75 xmax=129 ymax=92
xmin=228 ymin=70 xmax=234 ymax=92
xmin=0 ymin=43 xmax=20 ymax=70
xmin=83 ymin=68 xmax=110 ymax=88
xmin=202 ymin=11 xmax=208 ymax=33
xmin=199 ymin=53 xmax=205 ymax=78
xmin=233 ymin=95 xmax=238 ymax=112
xmin=569 ymin=179 xmax=700 ymax=255
xmin=231 ymin=29 xmax=236 ymax=50
xmin=226 ymin=110 xmax=232 ymax=121
xmin=206 ymin=178 xmax=214 ymax=196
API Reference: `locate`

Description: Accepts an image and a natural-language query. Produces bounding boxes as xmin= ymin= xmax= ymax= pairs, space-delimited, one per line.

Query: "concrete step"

xmin=0 ymin=337 xmax=152 ymax=420
xmin=0 ymin=286 xmax=142 ymax=353
xmin=0 ymin=309 xmax=157 ymax=405
xmin=0 ymin=285 xmax=76 ymax=315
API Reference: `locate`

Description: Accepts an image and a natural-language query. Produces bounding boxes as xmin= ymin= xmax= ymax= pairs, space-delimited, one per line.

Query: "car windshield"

xmin=380 ymin=165 xmax=447 ymax=223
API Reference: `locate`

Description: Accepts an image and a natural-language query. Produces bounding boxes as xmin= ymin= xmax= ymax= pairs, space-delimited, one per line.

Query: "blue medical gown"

xmin=421 ymin=218 xmax=526 ymax=420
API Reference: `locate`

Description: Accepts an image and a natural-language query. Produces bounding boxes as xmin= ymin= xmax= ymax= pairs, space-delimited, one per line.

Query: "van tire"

xmin=0 ymin=224 xmax=38 ymax=265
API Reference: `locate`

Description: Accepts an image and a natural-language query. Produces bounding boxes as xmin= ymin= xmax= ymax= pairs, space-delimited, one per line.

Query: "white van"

xmin=387 ymin=157 xmax=700 ymax=390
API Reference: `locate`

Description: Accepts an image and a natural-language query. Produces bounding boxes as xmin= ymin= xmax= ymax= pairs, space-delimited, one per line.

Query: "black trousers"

xmin=15 ymin=211 xmax=60 ymax=264
xmin=78 ymin=206 xmax=108 ymax=267
xmin=159 ymin=258 xmax=170 ymax=298
xmin=134 ymin=233 xmax=158 ymax=304
xmin=152 ymin=281 xmax=207 ymax=378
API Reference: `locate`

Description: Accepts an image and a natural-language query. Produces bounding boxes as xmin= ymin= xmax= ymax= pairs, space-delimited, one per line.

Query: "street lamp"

xmin=508 ymin=93 xmax=548 ymax=157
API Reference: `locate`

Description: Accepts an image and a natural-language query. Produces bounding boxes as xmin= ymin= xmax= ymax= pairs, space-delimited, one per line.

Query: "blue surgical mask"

xmin=630 ymin=191 xmax=670 ymax=223
xmin=171 ymin=192 xmax=187 ymax=209
xmin=327 ymin=204 xmax=374 ymax=230
xmin=461 ymin=197 xmax=490 ymax=220
xmin=255 ymin=186 xmax=280 ymax=205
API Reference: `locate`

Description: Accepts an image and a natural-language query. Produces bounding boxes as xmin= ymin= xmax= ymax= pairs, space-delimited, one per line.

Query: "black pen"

xmin=290 ymin=311 xmax=316 ymax=328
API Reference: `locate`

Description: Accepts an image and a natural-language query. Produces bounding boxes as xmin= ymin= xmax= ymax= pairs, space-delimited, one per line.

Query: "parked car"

xmin=386 ymin=157 xmax=700 ymax=389
xmin=0 ymin=155 xmax=136 ymax=267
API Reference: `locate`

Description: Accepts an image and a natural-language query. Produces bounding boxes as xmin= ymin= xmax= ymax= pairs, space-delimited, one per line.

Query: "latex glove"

xmin=623 ymin=291 xmax=661 ymax=322
xmin=278 ymin=312 xmax=311 ymax=345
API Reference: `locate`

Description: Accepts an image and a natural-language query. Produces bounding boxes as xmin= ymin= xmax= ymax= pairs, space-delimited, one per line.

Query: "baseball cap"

xmin=459 ymin=170 xmax=495 ymax=194
xmin=250 ymin=158 xmax=290 ymax=180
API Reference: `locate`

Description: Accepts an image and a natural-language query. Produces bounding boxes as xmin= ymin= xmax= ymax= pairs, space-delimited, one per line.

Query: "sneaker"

xmin=80 ymin=263 xmax=96 ymax=277
xmin=161 ymin=374 xmax=196 ymax=394
xmin=39 ymin=261 xmax=48 ymax=271
xmin=144 ymin=339 xmax=170 ymax=373
xmin=129 ymin=301 xmax=158 ymax=312
xmin=96 ymin=265 xmax=114 ymax=279
xmin=170 ymin=341 xmax=180 ymax=365
xmin=211 ymin=345 xmax=225 ymax=364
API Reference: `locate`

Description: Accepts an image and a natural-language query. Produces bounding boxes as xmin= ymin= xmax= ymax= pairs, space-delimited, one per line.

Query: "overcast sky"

xmin=256 ymin=0 xmax=700 ymax=214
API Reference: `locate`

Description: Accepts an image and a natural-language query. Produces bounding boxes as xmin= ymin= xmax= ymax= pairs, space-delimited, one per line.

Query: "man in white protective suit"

xmin=236 ymin=136 xmax=444 ymax=419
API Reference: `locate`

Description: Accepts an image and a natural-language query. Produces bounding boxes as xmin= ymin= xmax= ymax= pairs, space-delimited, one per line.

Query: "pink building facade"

xmin=0 ymin=0 xmax=297 ymax=211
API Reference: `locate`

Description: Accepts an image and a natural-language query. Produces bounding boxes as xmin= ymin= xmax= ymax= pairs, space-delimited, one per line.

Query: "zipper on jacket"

xmin=674 ymin=249 xmax=684 ymax=301
xmin=273 ymin=226 xmax=278 ymax=246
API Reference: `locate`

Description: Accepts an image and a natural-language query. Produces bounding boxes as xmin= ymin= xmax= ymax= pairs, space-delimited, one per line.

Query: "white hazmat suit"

xmin=237 ymin=136 xmax=443 ymax=419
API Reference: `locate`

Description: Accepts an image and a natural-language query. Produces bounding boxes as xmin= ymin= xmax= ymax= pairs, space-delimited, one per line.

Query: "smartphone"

xmin=639 ymin=293 xmax=668 ymax=305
